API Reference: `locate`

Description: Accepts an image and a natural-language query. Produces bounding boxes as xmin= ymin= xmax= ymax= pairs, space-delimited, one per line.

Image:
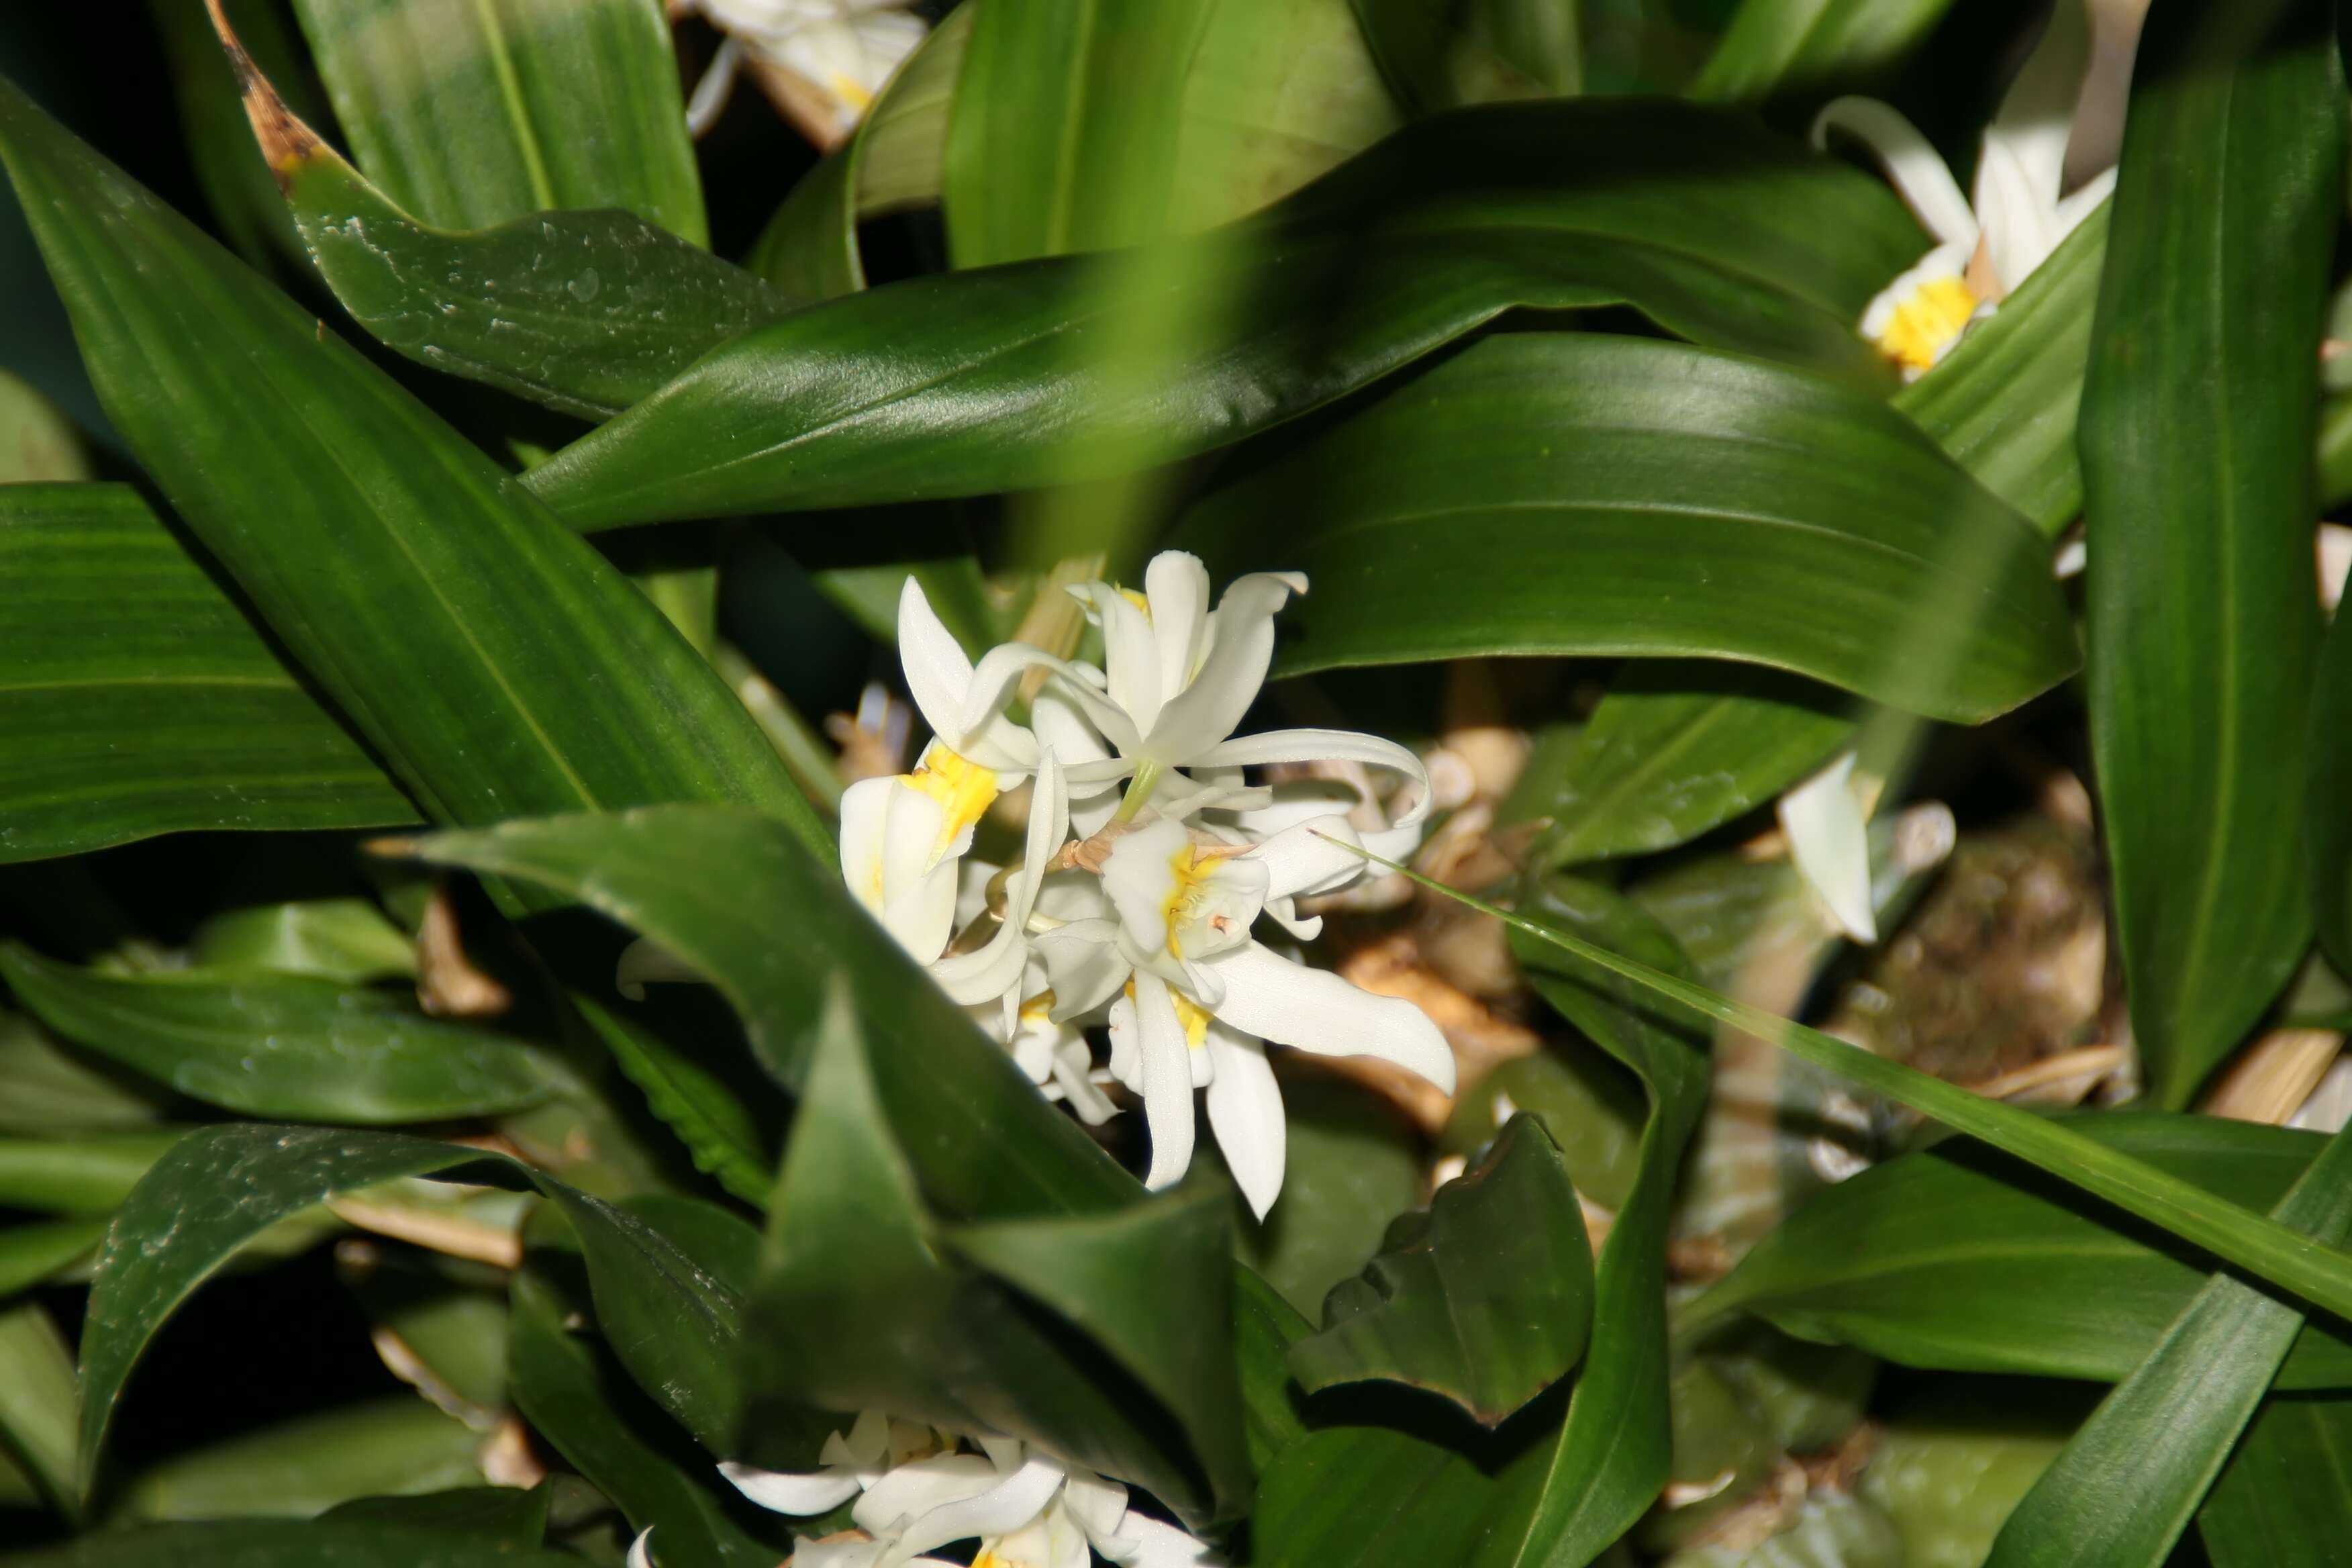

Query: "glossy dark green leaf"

xmin=525 ymin=99 xmax=1920 ymax=528
xmin=1252 ymin=1410 xmax=1563 ymax=1568
xmin=0 ymin=1132 xmax=181 ymax=1216
xmin=397 ymin=808 xmax=1134 ymax=1220
xmin=746 ymin=984 xmax=1245 ymax=1525
xmin=206 ymin=18 xmax=786 ymax=420
xmin=0 ymin=944 xmax=562 ymax=1124
xmin=73 ymin=1124 xmax=765 ymax=1499
xmin=508 ymin=1263 xmax=779 ymax=1568
xmin=1690 ymin=1114 xmax=2352 ymax=1390
xmin=115 ymin=1398 xmax=488 ymax=1523
xmin=745 ymin=7 xmax=971 ymax=297
xmin=190 ymin=899 xmax=417 ymax=984
xmin=0 ymin=483 xmax=417 ymax=865
xmin=1495 ymin=878 xmax=1715 ymax=1566
xmin=1688 ymin=0 xmax=1957 ymax=105
xmin=1 ymin=1521 xmax=583 ymax=1567
xmin=0 ymin=1012 xmax=182 ymax=1133
xmin=1404 ymin=861 xmax=2352 ymax=1367
xmin=2199 ymin=1394 xmax=2352 ymax=1567
xmin=2314 ymin=599 xmax=2352 ymax=981
xmin=944 ymin=0 xmax=1216 ymax=263
xmin=1234 ymin=1269 xmax=1314 ymax=1469
xmin=1983 ymin=1114 xmax=2352 ymax=1568
xmin=2082 ymin=0 xmax=2340 ymax=1108
xmin=1528 ymin=663 xmax=1851 ymax=867
xmin=1179 ymin=334 xmax=2077 ymax=724
xmin=322 ymin=1484 xmax=550 ymax=1547
xmin=1235 ymin=1074 xmax=1428 ymax=1318
xmin=566 ymin=992 xmax=778 ymax=1208
xmin=0 ymin=1302 xmax=79 ymax=1520
xmin=0 ymin=81 xmax=827 ymax=864
xmin=1892 ymin=201 xmax=2106 ymax=536
xmin=289 ymin=0 xmax=705 ymax=240
xmin=1290 ymin=1116 xmax=1590 ymax=1424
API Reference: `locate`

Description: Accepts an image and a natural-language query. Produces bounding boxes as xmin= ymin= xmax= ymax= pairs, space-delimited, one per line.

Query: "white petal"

xmin=1051 ymin=1039 xmax=1120 ymax=1125
xmin=1036 ymin=919 xmax=1132 ymax=1020
xmin=2049 ymin=166 xmax=2116 ymax=237
xmin=1970 ymin=134 xmax=2067 ymax=297
xmin=1205 ymin=1027 xmax=1285 ymax=1220
xmin=1261 ymin=896 xmax=1322 ymax=942
xmin=887 ymin=1455 xmax=1067 ymax=1563
xmin=1812 ymin=97 xmax=1979 ymax=250
xmin=1079 ymin=583 xmax=1165 ymax=738
xmin=1058 ymin=1467 xmax=1129 ymax=1547
xmin=1978 ymin=0 xmax=2088 ymax=224
xmin=1033 ymin=687 xmax=1121 ymax=834
xmin=931 ymin=752 xmax=1068 ymax=1006
xmin=854 ymin=1453 xmax=1001 ymax=1538
xmin=837 ymin=1408 xmax=892 ymax=1468
xmin=975 ymin=1434 xmax=1027 ymax=1474
xmin=793 ymin=1534 xmax=890 ymax=1568
xmin=1249 ymin=816 xmax=1369 ymax=901
xmin=1208 ymin=943 xmax=1455 ymax=1093
xmin=1144 ymin=550 xmax=1212 ymax=697
xmin=1101 ymin=820 xmax=1192 ymax=957
xmin=1777 ymin=751 xmax=1877 ymax=944
xmin=627 ymin=1526 xmax=656 ymax=1568
xmin=1107 ymin=988 xmax=1144 ymax=1091
xmin=881 ymin=859 xmax=959 ymax=967
xmin=1132 ymin=973 xmax=1199 ymax=1190
xmin=1111 ymin=1512 xmax=1225 ymax=1567
xmin=897 ymin=579 xmax=1038 ymax=773
xmin=683 ymin=34 xmax=743 ymax=136
xmin=965 ymin=643 xmax=1133 ymax=758
xmin=1190 ymin=729 xmax=1432 ymax=828
xmin=1138 ymin=573 xmax=1306 ymax=765
xmin=718 ymin=1459 xmax=865 ymax=1516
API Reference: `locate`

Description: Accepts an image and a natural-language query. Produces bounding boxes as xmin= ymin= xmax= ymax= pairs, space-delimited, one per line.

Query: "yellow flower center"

xmin=828 ymin=72 xmax=875 ymax=113
xmin=1120 ymin=978 xmax=1214 ymax=1050
xmin=903 ymin=742 xmax=1000 ymax=868
xmin=1873 ymin=274 xmax=1979 ymax=375
xmin=1119 ymin=586 xmax=1151 ymax=616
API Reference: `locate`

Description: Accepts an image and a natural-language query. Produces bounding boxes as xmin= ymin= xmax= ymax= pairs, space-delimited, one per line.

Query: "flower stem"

xmin=1112 ymin=760 xmax=1162 ymax=824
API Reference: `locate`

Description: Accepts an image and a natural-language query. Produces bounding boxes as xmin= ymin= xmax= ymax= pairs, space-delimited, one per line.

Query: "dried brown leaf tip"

xmin=202 ymin=0 xmax=326 ymax=187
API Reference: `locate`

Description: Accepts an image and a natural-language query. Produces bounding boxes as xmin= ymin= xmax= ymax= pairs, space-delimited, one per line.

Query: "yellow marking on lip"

xmin=1874 ymin=274 xmax=1979 ymax=374
xmin=828 ymin=72 xmax=875 ymax=113
xmin=903 ymin=742 xmax=1000 ymax=867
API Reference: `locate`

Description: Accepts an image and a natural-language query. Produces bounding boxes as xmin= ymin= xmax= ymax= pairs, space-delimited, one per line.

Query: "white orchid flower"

xmin=1034 ymin=814 xmax=1455 ymax=1217
xmin=1776 ymin=750 xmax=1881 ymax=945
xmin=678 ymin=0 xmax=926 ymax=139
xmin=1814 ymin=0 xmax=2117 ymax=379
xmin=716 ymin=1410 xmax=1221 ymax=1568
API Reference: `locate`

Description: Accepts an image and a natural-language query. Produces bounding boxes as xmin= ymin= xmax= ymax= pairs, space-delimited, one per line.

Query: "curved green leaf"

xmin=1689 ymin=0 xmax=1956 ymax=105
xmin=748 ymin=984 xmax=1246 ymax=1526
xmin=0 ymin=483 xmax=417 ymax=865
xmin=509 ymin=1261 xmax=780 ymax=1568
xmin=1893 ymin=200 xmax=2106 ymax=536
xmin=1528 ymin=663 xmax=1851 ymax=867
xmin=943 ymin=0 xmax=1216 ymax=263
xmin=395 ymin=808 xmax=1135 ymax=1221
xmin=3 ymin=1522 xmax=581 ymax=1567
xmin=114 ymin=1398 xmax=487 ymax=1524
xmin=190 ymin=899 xmax=416 ymax=984
xmin=2199 ymin=1394 xmax=2352 ymax=1567
xmin=1983 ymin=1113 xmax=2352 ymax=1568
xmin=0 ymin=78 xmax=827 ymax=866
xmin=289 ymin=0 xmax=705 ymax=240
xmin=321 ymin=1485 xmax=549 ymax=1547
xmin=0 ymin=1132 xmax=183 ymax=1216
xmin=0 ymin=1303 xmax=79 ymax=1522
xmin=1289 ymin=1116 xmax=1591 ymax=1424
xmin=0 ymin=1218 xmax=110 ymax=1299
xmin=2082 ymin=0 xmax=2340 ymax=1108
xmin=1178 ymin=334 xmax=2077 ymax=723
xmin=524 ymin=99 xmax=1919 ymax=528
xmin=1691 ymin=1114 xmax=2352 ymax=1389
xmin=1351 ymin=0 xmax=1572 ymax=113
xmin=0 ymin=944 xmax=563 ymax=1124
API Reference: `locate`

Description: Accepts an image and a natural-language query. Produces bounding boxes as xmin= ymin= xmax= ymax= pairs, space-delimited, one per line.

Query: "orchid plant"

xmin=7 ymin=0 xmax=2352 ymax=1566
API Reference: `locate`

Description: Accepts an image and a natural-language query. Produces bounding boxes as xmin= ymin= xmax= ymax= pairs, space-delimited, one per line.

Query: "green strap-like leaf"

xmin=1688 ymin=1114 xmax=2352 ymax=1389
xmin=1289 ymin=1116 xmax=1594 ymax=1425
xmin=1177 ymin=334 xmax=2077 ymax=724
xmin=508 ymin=1263 xmax=781 ymax=1568
xmin=0 ymin=943 xmax=564 ymax=1125
xmin=1893 ymin=201 xmax=2106 ymax=536
xmin=0 ymin=1302 xmax=79 ymax=1522
xmin=1982 ymin=1114 xmax=2352 ymax=1567
xmin=1526 ymin=663 xmax=1851 ymax=867
xmin=747 ymin=984 xmax=1246 ymax=1526
xmin=0 ymin=1132 xmax=183 ymax=1216
xmin=524 ymin=98 xmax=1918 ymax=529
xmin=0 ymin=1520 xmax=587 ymax=1567
xmin=2081 ymin=0 xmax=2341 ymax=1108
xmin=289 ymin=0 xmax=706 ymax=241
xmin=0 ymin=483 xmax=418 ymax=864
xmin=2198 ymin=1393 xmax=2352 ymax=1567
xmin=0 ymin=79 xmax=827 ymax=865
xmin=207 ymin=19 xmax=786 ymax=420
xmin=1688 ymin=0 xmax=1957 ymax=106
xmin=113 ymin=1398 xmax=489 ymax=1524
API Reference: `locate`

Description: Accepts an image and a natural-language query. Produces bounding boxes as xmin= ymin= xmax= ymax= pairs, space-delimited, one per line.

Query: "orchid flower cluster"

xmin=841 ymin=553 xmax=1457 ymax=1219
xmin=628 ymin=1410 xmax=1217 ymax=1568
